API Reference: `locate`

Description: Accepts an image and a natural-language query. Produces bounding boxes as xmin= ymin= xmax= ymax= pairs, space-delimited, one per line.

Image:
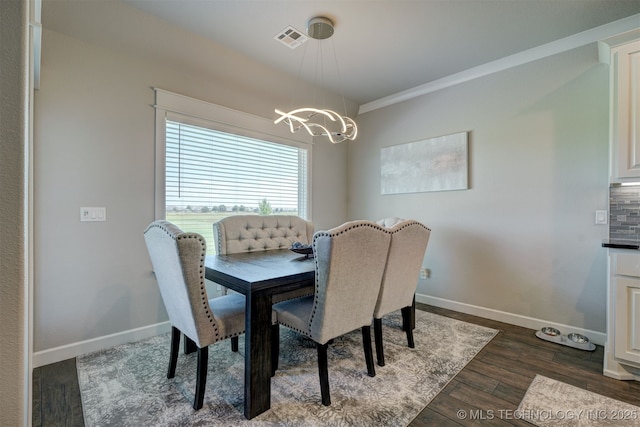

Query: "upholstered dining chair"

xmin=213 ymin=215 xmax=316 ymax=302
xmin=143 ymin=220 xmax=246 ymax=410
xmin=373 ymin=219 xmax=431 ymax=366
xmin=376 ymin=216 xmax=404 ymax=228
xmin=271 ymin=220 xmax=391 ymax=406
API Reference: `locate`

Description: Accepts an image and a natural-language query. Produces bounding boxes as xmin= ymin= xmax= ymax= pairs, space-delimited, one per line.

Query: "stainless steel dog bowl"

xmin=541 ymin=327 xmax=561 ymax=336
xmin=567 ymin=333 xmax=589 ymax=344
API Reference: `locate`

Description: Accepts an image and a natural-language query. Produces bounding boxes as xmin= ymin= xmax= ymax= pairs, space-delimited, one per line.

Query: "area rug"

xmin=517 ymin=375 xmax=640 ymax=426
xmin=77 ymin=310 xmax=497 ymax=426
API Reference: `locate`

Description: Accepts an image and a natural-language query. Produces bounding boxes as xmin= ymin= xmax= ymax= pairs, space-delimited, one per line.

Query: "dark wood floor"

xmin=32 ymin=303 xmax=640 ymax=426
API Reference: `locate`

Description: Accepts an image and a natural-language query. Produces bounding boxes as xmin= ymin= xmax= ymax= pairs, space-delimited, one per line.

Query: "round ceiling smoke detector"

xmin=307 ymin=16 xmax=334 ymax=40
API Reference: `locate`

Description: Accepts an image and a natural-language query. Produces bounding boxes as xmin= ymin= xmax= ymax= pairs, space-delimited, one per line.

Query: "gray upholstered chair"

xmin=272 ymin=220 xmax=391 ymax=405
xmin=213 ymin=215 xmax=315 ymax=302
xmin=376 ymin=216 xmax=404 ymax=228
xmin=373 ymin=219 xmax=431 ymax=366
xmin=143 ymin=220 xmax=246 ymax=410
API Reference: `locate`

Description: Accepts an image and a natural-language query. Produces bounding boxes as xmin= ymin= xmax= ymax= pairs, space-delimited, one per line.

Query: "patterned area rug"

xmin=77 ymin=310 xmax=497 ymax=426
xmin=517 ymin=375 xmax=640 ymax=426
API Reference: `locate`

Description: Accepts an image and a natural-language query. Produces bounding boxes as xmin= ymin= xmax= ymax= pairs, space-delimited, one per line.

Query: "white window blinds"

xmin=166 ymin=120 xmax=307 ymax=215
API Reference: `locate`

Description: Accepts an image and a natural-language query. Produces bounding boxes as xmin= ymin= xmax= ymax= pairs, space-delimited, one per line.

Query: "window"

xmin=164 ymin=120 xmax=308 ymax=252
xmin=154 ymin=89 xmax=312 ymax=254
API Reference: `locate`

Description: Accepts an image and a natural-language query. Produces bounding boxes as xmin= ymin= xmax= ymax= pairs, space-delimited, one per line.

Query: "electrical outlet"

xmin=419 ymin=267 xmax=430 ymax=279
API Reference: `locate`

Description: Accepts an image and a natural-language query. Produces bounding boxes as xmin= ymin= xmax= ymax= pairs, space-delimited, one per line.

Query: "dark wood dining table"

xmin=204 ymin=248 xmax=315 ymax=419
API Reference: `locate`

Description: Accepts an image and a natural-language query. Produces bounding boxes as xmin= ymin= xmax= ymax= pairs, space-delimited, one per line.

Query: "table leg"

xmin=244 ymin=289 xmax=272 ymax=419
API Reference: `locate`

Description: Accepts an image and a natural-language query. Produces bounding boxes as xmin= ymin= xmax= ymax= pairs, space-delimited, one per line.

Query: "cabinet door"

xmin=615 ymin=277 xmax=640 ymax=364
xmin=613 ymin=41 xmax=640 ymax=179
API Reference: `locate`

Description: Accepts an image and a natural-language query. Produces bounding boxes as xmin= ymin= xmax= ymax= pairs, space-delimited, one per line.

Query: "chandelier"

xmin=274 ymin=16 xmax=357 ymax=144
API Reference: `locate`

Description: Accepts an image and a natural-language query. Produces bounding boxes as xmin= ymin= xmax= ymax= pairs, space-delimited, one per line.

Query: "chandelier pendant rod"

xmin=274 ymin=15 xmax=357 ymax=144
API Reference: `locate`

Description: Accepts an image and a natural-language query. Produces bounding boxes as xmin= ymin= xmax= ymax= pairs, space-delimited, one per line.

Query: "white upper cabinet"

xmin=607 ymin=34 xmax=640 ymax=182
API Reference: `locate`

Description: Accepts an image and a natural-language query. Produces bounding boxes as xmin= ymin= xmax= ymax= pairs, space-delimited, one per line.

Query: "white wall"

xmin=35 ymin=1 xmax=615 ymax=362
xmin=349 ymin=44 xmax=610 ymax=339
xmin=33 ymin=22 xmax=348 ymax=362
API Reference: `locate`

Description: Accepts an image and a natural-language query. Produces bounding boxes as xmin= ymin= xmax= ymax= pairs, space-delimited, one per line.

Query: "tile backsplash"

xmin=610 ymin=185 xmax=640 ymax=240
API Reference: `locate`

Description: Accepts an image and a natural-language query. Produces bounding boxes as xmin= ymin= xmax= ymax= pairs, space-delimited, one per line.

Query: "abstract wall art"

xmin=380 ymin=131 xmax=468 ymax=194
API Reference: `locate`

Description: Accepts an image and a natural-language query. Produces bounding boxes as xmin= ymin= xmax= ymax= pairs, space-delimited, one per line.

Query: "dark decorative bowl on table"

xmin=290 ymin=242 xmax=314 ymax=258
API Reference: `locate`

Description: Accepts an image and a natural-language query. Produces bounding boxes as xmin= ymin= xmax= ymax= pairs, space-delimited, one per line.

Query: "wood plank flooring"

xmin=32 ymin=304 xmax=640 ymax=426
xmin=415 ymin=304 xmax=640 ymax=426
xmin=32 ymin=358 xmax=84 ymax=427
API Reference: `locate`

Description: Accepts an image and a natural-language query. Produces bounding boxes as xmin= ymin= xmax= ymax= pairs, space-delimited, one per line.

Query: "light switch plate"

xmin=80 ymin=207 xmax=106 ymax=222
xmin=595 ymin=210 xmax=607 ymax=225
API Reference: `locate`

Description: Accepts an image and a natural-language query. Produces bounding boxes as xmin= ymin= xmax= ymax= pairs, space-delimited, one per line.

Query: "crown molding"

xmin=358 ymin=14 xmax=640 ymax=115
xmin=598 ymin=27 xmax=640 ymax=64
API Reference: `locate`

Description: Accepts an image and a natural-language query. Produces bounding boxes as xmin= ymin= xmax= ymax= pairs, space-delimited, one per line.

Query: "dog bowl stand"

xmin=535 ymin=330 xmax=596 ymax=351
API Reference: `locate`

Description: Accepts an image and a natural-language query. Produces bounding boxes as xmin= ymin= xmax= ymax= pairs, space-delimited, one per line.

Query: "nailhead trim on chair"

xmin=277 ymin=322 xmax=312 ymax=338
xmin=175 ymin=231 xmax=221 ymax=341
xmin=304 ymin=220 xmax=430 ymax=332
xmin=387 ymin=219 xmax=431 ymax=234
xmin=307 ymin=221 xmax=388 ymax=331
xmin=147 ymin=221 xmax=245 ymax=343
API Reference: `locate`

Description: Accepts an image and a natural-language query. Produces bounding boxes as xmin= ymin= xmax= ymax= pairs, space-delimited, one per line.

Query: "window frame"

xmin=153 ymin=88 xmax=313 ymax=222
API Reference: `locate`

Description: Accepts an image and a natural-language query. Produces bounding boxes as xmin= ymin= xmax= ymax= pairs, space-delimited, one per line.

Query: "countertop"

xmin=602 ymin=239 xmax=640 ymax=250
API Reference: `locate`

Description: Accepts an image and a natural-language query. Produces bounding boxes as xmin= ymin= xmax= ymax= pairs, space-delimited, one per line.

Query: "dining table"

xmin=204 ymin=248 xmax=315 ymax=419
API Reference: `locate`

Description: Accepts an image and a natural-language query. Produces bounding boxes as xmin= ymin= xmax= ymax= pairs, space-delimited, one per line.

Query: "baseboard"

xmin=604 ymin=347 xmax=640 ymax=381
xmin=32 ymin=321 xmax=171 ymax=368
xmin=416 ymin=293 xmax=607 ymax=347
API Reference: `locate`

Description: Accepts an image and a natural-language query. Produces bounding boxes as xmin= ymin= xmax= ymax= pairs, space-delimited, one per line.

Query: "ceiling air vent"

xmin=273 ymin=26 xmax=308 ymax=49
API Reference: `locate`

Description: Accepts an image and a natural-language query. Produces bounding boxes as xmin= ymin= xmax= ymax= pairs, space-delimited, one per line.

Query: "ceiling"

xmin=43 ymin=1 xmax=640 ymax=109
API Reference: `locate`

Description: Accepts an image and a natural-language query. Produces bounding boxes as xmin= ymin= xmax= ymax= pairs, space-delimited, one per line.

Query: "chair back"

xmin=213 ymin=215 xmax=314 ymax=255
xmin=376 ymin=216 xmax=404 ymax=228
xmin=309 ymin=220 xmax=391 ymax=344
xmin=143 ymin=220 xmax=218 ymax=348
xmin=374 ymin=220 xmax=431 ymax=318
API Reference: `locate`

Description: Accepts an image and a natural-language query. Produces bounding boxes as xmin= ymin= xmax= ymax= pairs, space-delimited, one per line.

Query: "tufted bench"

xmin=213 ymin=215 xmax=315 ymax=302
xmin=214 ymin=215 xmax=314 ymax=255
